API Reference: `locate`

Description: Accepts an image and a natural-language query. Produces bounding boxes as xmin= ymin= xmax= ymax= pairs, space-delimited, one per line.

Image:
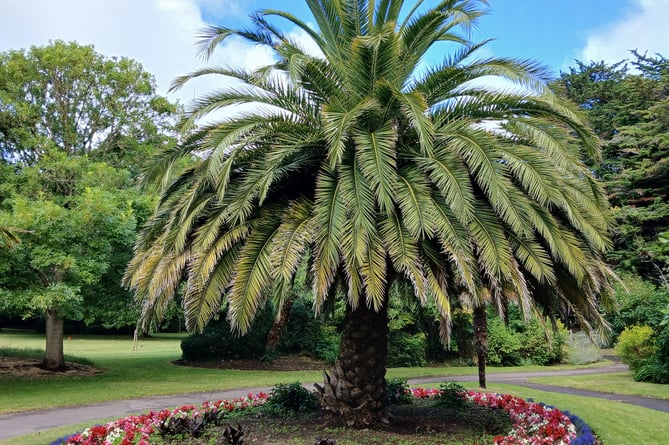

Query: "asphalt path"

xmin=2 ymin=360 xmax=668 ymax=441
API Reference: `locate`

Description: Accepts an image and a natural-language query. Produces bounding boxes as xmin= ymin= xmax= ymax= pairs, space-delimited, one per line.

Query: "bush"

xmin=614 ymin=325 xmax=656 ymax=369
xmin=387 ymin=331 xmax=427 ymax=367
xmin=605 ymin=276 xmax=669 ymax=343
xmin=261 ymin=382 xmax=319 ymax=417
xmin=632 ymin=326 xmax=669 ymax=383
xmin=280 ymin=298 xmax=323 ymax=354
xmin=436 ymin=382 xmax=512 ymax=435
xmin=314 ymin=325 xmax=340 ymax=365
xmin=566 ymin=332 xmax=603 ymax=365
xmin=517 ymin=319 xmax=568 ymax=365
xmin=633 ymin=358 xmax=669 ymax=383
xmin=486 ymin=316 xmax=522 ymax=366
xmin=385 ymin=378 xmax=413 ymax=405
xmin=437 ymin=382 xmax=468 ymax=409
xmin=181 ymin=307 xmax=273 ymax=361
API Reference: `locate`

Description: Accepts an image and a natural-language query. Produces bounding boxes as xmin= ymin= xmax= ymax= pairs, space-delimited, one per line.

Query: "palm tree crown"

xmin=126 ymin=1 xmax=614 ymax=419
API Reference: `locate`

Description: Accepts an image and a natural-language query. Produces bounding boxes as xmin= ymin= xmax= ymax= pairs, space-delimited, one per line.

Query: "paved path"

xmin=2 ymin=361 xmax=668 ymax=441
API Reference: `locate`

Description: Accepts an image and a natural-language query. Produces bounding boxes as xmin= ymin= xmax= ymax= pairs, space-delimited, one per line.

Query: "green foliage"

xmin=437 ymin=382 xmax=468 ymax=409
xmin=385 ymin=378 xmax=413 ymax=405
xmin=486 ymin=308 xmax=568 ymax=366
xmin=261 ymin=382 xmax=319 ymax=417
xmin=180 ymin=307 xmax=274 ymax=361
xmin=615 ymin=325 xmax=656 ymax=369
xmin=559 ymin=52 xmax=669 ymax=282
xmin=314 ymin=325 xmax=341 ymax=365
xmin=633 ymin=358 xmax=669 ymax=384
xmin=604 ymin=275 xmax=669 ymax=342
xmin=632 ymin=326 xmax=669 ymax=384
xmin=565 ymin=332 xmax=603 ymax=365
xmin=435 ymin=381 xmax=513 ymax=434
xmin=517 ymin=319 xmax=568 ymax=366
xmin=279 ymin=297 xmax=324 ymax=355
xmin=388 ymin=332 xmax=427 ymax=367
xmin=486 ymin=316 xmax=522 ymax=366
xmin=0 ymin=40 xmax=176 ymax=172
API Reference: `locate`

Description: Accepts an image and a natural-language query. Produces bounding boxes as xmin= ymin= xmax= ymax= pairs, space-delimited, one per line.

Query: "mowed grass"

xmin=0 ymin=330 xmax=321 ymax=414
xmin=529 ymin=372 xmax=669 ymax=400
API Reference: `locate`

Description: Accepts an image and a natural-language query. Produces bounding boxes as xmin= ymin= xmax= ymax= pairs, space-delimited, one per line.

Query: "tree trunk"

xmin=473 ymin=305 xmax=487 ymax=389
xmin=265 ymin=299 xmax=293 ymax=351
xmin=314 ymin=300 xmax=389 ymax=426
xmin=43 ymin=309 xmax=65 ymax=371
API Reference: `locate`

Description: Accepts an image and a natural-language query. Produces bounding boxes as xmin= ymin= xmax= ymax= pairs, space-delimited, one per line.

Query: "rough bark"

xmin=314 ymin=299 xmax=389 ymax=426
xmin=473 ymin=304 xmax=488 ymax=389
xmin=43 ymin=309 xmax=65 ymax=370
xmin=265 ymin=299 xmax=293 ymax=351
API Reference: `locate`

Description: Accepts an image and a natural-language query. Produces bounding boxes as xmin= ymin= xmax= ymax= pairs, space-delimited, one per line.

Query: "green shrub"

xmin=605 ymin=276 xmax=669 ymax=343
xmin=385 ymin=378 xmax=413 ymax=405
xmin=434 ymin=381 xmax=513 ymax=434
xmin=633 ymin=358 xmax=669 ymax=383
xmin=280 ymin=298 xmax=323 ymax=354
xmin=387 ymin=331 xmax=427 ymax=367
xmin=517 ymin=319 xmax=568 ymax=365
xmin=633 ymin=326 xmax=669 ymax=383
xmin=486 ymin=316 xmax=522 ymax=366
xmin=566 ymin=332 xmax=603 ymax=365
xmin=615 ymin=325 xmax=656 ymax=369
xmin=314 ymin=325 xmax=340 ymax=365
xmin=181 ymin=307 xmax=273 ymax=361
xmin=437 ymin=382 xmax=468 ymax=409
xmin=261 ymin=382 xmax=320 ymax=417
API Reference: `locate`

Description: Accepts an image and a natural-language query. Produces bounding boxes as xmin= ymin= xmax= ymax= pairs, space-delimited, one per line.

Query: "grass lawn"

xmin=529 ymin=372 xmax=669 ymax=400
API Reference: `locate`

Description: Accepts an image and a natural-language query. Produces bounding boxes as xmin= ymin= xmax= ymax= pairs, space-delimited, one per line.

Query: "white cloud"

xmin=0 ymin=0 xmax=277 ymax=108
xmin=580 ymin=0 xmax=669 ymax=64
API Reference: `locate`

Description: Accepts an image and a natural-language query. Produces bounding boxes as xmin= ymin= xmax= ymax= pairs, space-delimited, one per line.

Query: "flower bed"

xmin=51 ymin=392 xmax=268 ymax=445
xmin=53 ymin=387 xmax=596 ymax=444
xmin=411 ymin=388 xmax=596 ymax=445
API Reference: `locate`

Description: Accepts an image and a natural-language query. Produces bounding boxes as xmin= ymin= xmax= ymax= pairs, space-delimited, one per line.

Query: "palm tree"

xmin=126 ymin=0 xmax=614 ymax=425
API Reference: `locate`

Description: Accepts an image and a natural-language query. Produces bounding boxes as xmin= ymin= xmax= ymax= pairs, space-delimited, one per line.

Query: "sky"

xmin=1 ymin=0 xmax=668 ymax=106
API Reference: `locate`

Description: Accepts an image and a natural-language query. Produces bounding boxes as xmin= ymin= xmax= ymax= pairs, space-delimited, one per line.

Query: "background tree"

xmin=0 ymin=40 xmax=176 ymax=172
xmin=127 ymin=0 xmax=614 ymax=424
xmin=0 ymin=41 xmax=175 ymax=369
xmin=0 ymin=154 xmax=144 ymax=369
xmin=558 ymin=52 xmax=669 ymax=282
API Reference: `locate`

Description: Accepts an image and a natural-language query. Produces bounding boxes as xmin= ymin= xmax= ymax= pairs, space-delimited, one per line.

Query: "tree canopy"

xmin=558 ymin=51 xmax=669 ymax=282
xmin=0 ymin=40 xmax=176 ymax=174
xmin=0 ymin=41 xmax=175 ymax=369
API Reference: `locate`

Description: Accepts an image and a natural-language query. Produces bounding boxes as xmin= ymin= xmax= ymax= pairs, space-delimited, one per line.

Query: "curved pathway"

xmin=1 ymin=361 xmax=668 ymax=441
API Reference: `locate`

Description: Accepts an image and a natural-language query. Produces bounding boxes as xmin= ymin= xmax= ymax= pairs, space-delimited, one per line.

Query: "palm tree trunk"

xmin=314 ymin=299 xmax=389 ymax=426
xmin=43 ymin=309 xmax=65 ymax=371
xmin=473 ymin=305 xmax=487 ymax=389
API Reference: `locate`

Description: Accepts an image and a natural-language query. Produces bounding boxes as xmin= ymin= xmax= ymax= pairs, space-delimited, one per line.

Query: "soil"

xmin=0 ymin=356 xmax=101 ymax=377
xmin=174 ymin=355 xmax=329 ymax=371
xmin=160 ymin=401 xmax=503 ymax=445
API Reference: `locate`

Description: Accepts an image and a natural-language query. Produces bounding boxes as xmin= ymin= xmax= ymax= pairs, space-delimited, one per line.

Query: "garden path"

xmin=2 ymin=361 xmax=668 ymax=441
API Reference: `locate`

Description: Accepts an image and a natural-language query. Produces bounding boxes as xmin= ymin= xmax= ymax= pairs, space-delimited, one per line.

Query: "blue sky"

xmin=1 ymin=0 xmax=666 ymax=104
xmin=203 ymin=0 xmax=639 ymax=73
